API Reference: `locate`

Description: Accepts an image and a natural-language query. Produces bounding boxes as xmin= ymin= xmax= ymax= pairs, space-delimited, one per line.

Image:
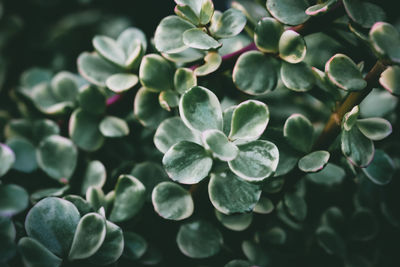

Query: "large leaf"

xmin=266 ymin=0 xmax=309 ymax=25
xmin=369 ymin=22 xmax=400 ymax=64
xmin=279 ymin=30 xmax=307 ymax=64
xmin=209 ymin=8 xmax=246 ymax=39
xmin=0 ymin=184 xmax=29 ymax=217
xmin=18 ymin=237 xmax=62 ymax=267
xmin=139 ymin=54 xmax=174 ymax=92
xmin=202 ymin=129 xmax=238 ymax=161
xmin=356 ymin=118 xmax=392 ymax=140
xmin=343 ymin=0 xmax=386 ymax=28
xmin=341 ymin=126 xmax=374 ymax=167
xmin=361 ymin=149 xmax=395 ymax=185
xmin=254 ymin=17 xmax=283 ymax=53
xmin=283 ymin=114 xmax=314 ymax=153
xmin=0 ymin=143 xmax=15 ymax=177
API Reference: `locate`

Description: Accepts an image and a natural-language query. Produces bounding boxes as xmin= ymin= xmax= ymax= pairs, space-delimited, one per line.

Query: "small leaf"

xmin=199 ymin=0 xmax=214 ymax=25
xmin=174 ymin=68 xmax=197 ymax=94
xmin=202 ymin=129 xmax=238 ymax=161
xmin=32 ymin=119 xmax=60 ymax=144
xmin=0 ymin=143 xmax=15 ymax=177
xmin=341 ymin=126 xmax=374 ymax=167
xmin=233 ymin=51 xmax=278 ymax=95
xmin=215 ymin=210 xmax=253 ymax=231
xmin=298 ymin=150 xmax=330 ymax=173
xmin=50 ymin=71 xmax=80 ymax=102
xmin=177 ymin=220 xmax=223 ymax=259
xmin=123 ymin=232 xmax=148 ymax=260
xmin=117 ymin=27 xmax=147 ymax=57
xmin=29 ymin=83 xmax=74 ymax=115
xmin=78 ymin=84 xmax=107 ymax=115
xmin=306 ymin=0 xmax=338 ymax=16
xmin=86 ymin=187 xmax=105 ymax=215
xmin=99 ymin=116 xmax=129 ymax=137
xmin=254 ymin=17 xmax=283 ymax=53
xmin=93 ymin=36 xmax=125 ymax=67
xmin=159 ymin=90 xmax=179 ymax=111
xmin=316 ymin=226 xmax=346 ymax=257
xmin=175 ymin=0 xmax=202 ymax=16
xmin=343 ymin=0 xmax=386 ymax=28
xmin=361 ymin=149 xmax=395 ymax=185
xmin=210 ymin=8 xmax=246 ymax=39
xmin=109 ymin=175 xmax=146 ymax=222
xmin=18 ymin=237 xmax=62 ymax=267
xmin=183 ymin=28 xmax=221 ymax=50
xmin=106 ymin=73 xmax=138 ymax=93
xmin=68 ymin=213 xmax=106 ymax=260
xmin=283 ymin=192 xmax=307 ymax=221
xmin=253 ymin=197 xmax=274 ymax=214
xmin=369 ymin=22 xmax=400 ymax=64
xmin=262 ymin=227 xmax=287 ymax=245
xmin=379 ymin=65 xmax=400 ymax=95
xmin=63 ymin=195 xmax=93 ymax=216
xmin=6 ymin=138 xmax=37 ymax=173
xmin=139 ymin=54 xmax=174 ymax=92
xmin=342 ymin=106 xmax=360 ymax=131
xmin=266 ymin=0 xmax=309 ymax=25
xmin=194 ymin=52 xmax=222 ymax=76
xmin=306 ymin=163 xmax=346 ymax=186
xmin=228 ymin=140 xmax=279 ymax=183
xmin=283 ymin=114 xmax=314 ymax=153
xmin=163 ymin=141 xmax=212 ymax=184
xmin=279 ymin=30 xmax=307 ymax=64
xmin=231 ymin=0 xmax=269 ymax=26
xmin=209 ymin=172 xmax=261 ymax=214
xmin=179 ymin=86 xmax=223 ymax=132
xmin=281 ymin=61 xmax=315 ymax=92
xmin=0 ymin=184 xmax=29 ymax=217
xmin=152 ymin=181 xmax=194 ymax=220
xmin=356 ymin=117 xmax=392 ymax=140
xmin=175 ymin=4 xmax=200 ymax=25
xmin=222 ymin=105 xmax=236 ymax=136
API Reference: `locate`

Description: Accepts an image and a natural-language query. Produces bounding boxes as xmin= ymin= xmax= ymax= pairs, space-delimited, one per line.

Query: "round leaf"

xmin=283 ymin=192 xmax=307 ymax=221
xmin=266 ymin=0 xmax=309 ymax=25
xmin=306 ymin=163 xmax=346 ymax=186
xmin=342 ymin=106 xmax=360 ymax=131
xmin=81 ymin=161 xmax=106 ymax=195
xmin=123 ymin=232 xmax=148 ymax=260
xmin=194 ymin=52 xmax=222 ymax=76
xmin=356 ymin=117 xmax=392 ymax=141
xmin=0 ymin=184 xmax=29 ymax=217
xmin=139 ymin=54 xmax=174 ymax=92
xmin=106 ymin=73 xmax=138 ymax=93
xmin=349 ymin=209 xmax=379 ymax=241
xmin=343 ymin=0 xmax=386 ymax=28
xmin=279 ymin=30 xmax=307 ymax=64
xmin=341 ymin=126 xmax=374 ymax=167
xmin=159 ymin=90 xmax=179 ymax=111
xmin=18 ymin=237 xmax=62 ymax=267
xmin=99 ymin=116 xmax=129 ymax=137
xmin=78 ymin=84 xmax=107 ymax=115
xmin=0 ymin=143 xmax=15 ymax=177
xmin=369 ymin=22 xmax=400 ymax=64
xmin=254 ymin=17 xmax=283 ymax=53
xmin=361 ymin=149 xmax=394 ymax=185
xmin=298 ymin=150 xmax=330 ymax=173
xmin=280 ymin=61 xmax=315 ymax=92
xmin=283 ymin=114 xmax=314 ymax=153
xmin=183 ymin=28 xmax=221 ymax=50
xmin=253 ymin=197 xmax=274 ymax=214
xmin=174 ymin=68 xmax=197 ymax=94
xmin=210 ymin=8 xmax=246 ymax=39
xmin=50 ymin=71 xmax=80 ymax=102
xmin=6 ymin=138 xmax=37 ymax=173
xmin=215 ymin=210 xmax=253 ymax=231
xmin=202 ymin=129 xmax=238 ymax=161
xmin=379 ymin=65 xmax=400 ymax=95
xmin=93 ymin=36 xmax=125 ymax=67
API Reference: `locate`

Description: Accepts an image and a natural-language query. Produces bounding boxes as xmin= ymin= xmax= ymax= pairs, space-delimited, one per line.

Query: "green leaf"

xmin=6 ymin=138 xmax=37 ymax=173
xmin=298 ymin=150 xmax=330 ymax=173
xmin=163 ymin=141 xmax=212 ymax=184
xmin=266 ymin=0 xmax=309 ymax=25
xmin=343 ymin=0 xmax=386 ymax=28
xmin=231 ymin=0 xmax=269 ymax=26
xmin=69 ymin=109 xmax=105 ymax=152
xmin=154 ymin=15 xmax=195 ymax=54
xmin=0 ymin=217 xmax=16 ymax=262
xmin=229 ymin=100 xmax=269 ymax=141
xmin=106 ymin=73 xmax=138 ymax=93
xmin=361 ymin=149 xmax=395 ymax=185
xmin=183 ymin=28 xmax=221 ymax=50
xmin=68 ymin=213 xmax=106 ymax=260
xmin=233 ymin=51 xmax=278 ymax=95
xmin=159 ymin=90 xmax=179 ymax=111
xmin=29 ymin=83 xmax=74 ymax=115
xmin=306 ymin=0 xmax=338 ymax=16
xmin=253 ymin=197 xmax=274 ymax=214
xmin=86 ymin=187 xmax=105 ymax=213
xmin=175 ymin=0 xmax=202 ymax=16
xmin=215 ymin=210 xmax=253 ymax=231
xmin=152 ymin=181 xmax=194 ymax=220
xmin=369 ymin=22 xmax=400 ymax=64
xmin=341 ymin=126 xmax=374 ymax=167
xmin=109 ymin=175 xmax=146 ymax=222
xmin=194 ymin=52 xmax=222 ymax=76
xmin=123 ymin=232 xmax=148 ymax=260
xmin=254 ymin=17 xmax=283 ymax=53
xmin=241 ymin=240 xmax=270 ymax=266
xmin=37 ymin=135 xmax=78 ymax=182
xmin=283 ymin=192 xmax=307 ymax=221
xmin=279 ymin=30 xmax=307 ymax=64
xmin=280 ymin=61 xmax=315 ymax=92
xmin=18 ymin=237 xmax=62 ymax=267
xmin=306 ymin=163 xmax=346 ymax=186
xmin=209 ymin=8 xmax=246 ymax=39
xmin=228 ymin=140 xmax=279 ymax=183
xmin=326 ymin=54 xmax=366 ymax=91
xmin=208 ymin=172 xmax=261 ymax=214
xmin=379 ymin=65 xmax=400 ymax=96
xmin=175 ymin=4 xmax=200 ymax=25
xmin=0 ymin=143 xmax=15 ymax=177
xmin=50 ymin=71 xmax=80 ymax=102
xmin=32 ymin=119 xmax=60 ymax=144
xmin=99 ymin=116 xmax=129 ymax=137
xmin=134 ymin=87 xmax=170 ymax=129
xmin=31 ymin=186 xmax=70 ymax=204
xmin=25 ymin=197 xmax=80 ymax=256
xmin=139 ymin=54 xmax=174 ymax=92
xmin=356 ymin=117 xmax=392 ymax=140
xmin=202 ymin=129 xmax=238 ymax=161
xmin=222 ymin=105 xmax=236 ymax=136
xmin=349 ymin=209 xmax=379 ymax=241
xmin=81 ymin=161 xmax=106 ymax=197
xmin=342 ymin=106 xmax=360 ymax=131
xmin=93 ymin=35 xmax=125 ymax=67
xmin=199 ymin=0 xmax=214 ymax=25
xmin=359 ymin=88 xmax=398 ymax=118
xmin=174 ymin=68 xmax=197 ymax=94
xmin=179 ymin=86 xmax=223 ymax=132
xmin=63 ymin=195 xmax=93 ymax=216
xmin=20 ymin=67 xmax=52 ymax=88
xmin=78 ymin=84 xmax=107 ymax=115
xmin=262 ymin=227 xmax=287 ymax=245
xmin=0 ymin=184 xmax=29 ymax=217
xmin=117 ymin=27 xmax=147 ymax=58
xmin=283 ymin=114 xmax=314 ymax=153
xmin=177 ymin=220 xmax=223 ymax=259
xmin=316 ymin=226 xmax=346 ymax=257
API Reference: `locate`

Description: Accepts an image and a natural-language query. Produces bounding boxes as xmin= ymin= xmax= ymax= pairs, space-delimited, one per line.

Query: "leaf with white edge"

xmin=194 ymin=52 xmax=222 ymax=76
xmin=78 ymin=84 xmax=107 ymax=115
xmin=25 ymin=197 xmax=80 ymax=256
xmin=298 ymin=150 xmax=330 ymax=173
xmin=175 ymin=4 xmax=200 ymax=25
xmin=254 ymin=197 xmax=274 ymax=214
xmin=109 ymin=175 xmax=146 ymax=222
xmin=283 ymin=192 xmax=307 ymax=221
xmin=31 ymin=186 xmax=70 ymax=204
xmin=379 ymin=66 xmax=400 ymax=95
xmin=254 ymin=17 xmax=283 ymax=53
xmin=210 ymin=8 xmax=246 ymax=39
xmin=179 ymin=86 xmax=223 ymax=132
xmin=50 ymin=71 xmax=80 ymax=102
xmin=306 ymin=163 xmax=346 ymax=186
xmin=0 ymin=143 xmax=15 ymax=177
xmin=7 ymin=138 xmax=37 ymax=173
xmin=99 ymin=116 xmax=129 ymax=138
xmin=263 ymin=227 xmax=287 ymax=245
xmin=228 ymin=140 xmax=279 ymax=183
xmin=32 ymin=119 xmax=60 ymax=144
xmin=341 ymin=126 xmax=374 ymax=167
xmin=266 ymin=0 xmax=309 ymax=25
xmin=163 ymin=141 xmax=212 ymax=184
xmin=208 ymin=172 xmax=261 ymax=214
xmin=369 ymin=22 xmax=400 ymax=64
xmin=233 ymin=51 xmax=278 ymax=95
xmin=139 ymin=54 xmax=174 ymax=92
xmin=36 ymin=135 xmax=77 ymax=182
xmin=159 ymin=90 xmax=179 ymax=111
xmin=356 ymin=117 xmax=392 ymax=140
xmin=134 ymin=87 xmax=170 ymax=129
xmin=281 ymin=61 xmax=315 ymax=92
xmin=68 ymin=213 xmax=106 ymax=260
xmin=199 ymin=0 xmax=214 ymax=25
xmin=77 ymin=52 xmax=121 ymax=87
xmin=279 ymin=30 xmax=307 ymax=64
xmin=362 ymin=149 xmax=395 ymax=185
xmin=183 ymin=28 xmax=221 ymax=50
xmin=284 ymin=114 xmax=314 ymax=153
xmin=316 ymin=226 xmax=346 ymax=257
xmin=29 ymin=83 xmax=74 ymax=115
xmin=202 ymin=129 xmax=238 ymax=161
xmin=152 ymin=181 xmax=194 ymax=220
xmin=63 ymin=195 xmax=93 ymax=216
xmin=162 ymin=47 xmax=205 ymax=64
xmin=343 ymin=0 xmax=385 ymax=28
xmin=174 ymin=68 xmax=197 ymax=94
xmin=18 ymin=237 xmax=62 ymax=267
xmin=117 ymin=27 xmax=147 ymax=57
xmin=154 ymin=117 xmax=201 ymax=154
xmin=106 ymin=73 xmax=138 ymax=93
xmin=93 ymin=36 xmax=125 ymax=67
xmin=81 ymin=161 xmax=106 ymax=195
xmin=154 ymin=15 xmax=195 ymax=54
xmin=177 ymin=220 xmax=222 ymax=259
xmin=123 ymin=232 xmax=148 ymax=260
xmin=231 ymin=0 xmax=269 ymax=26
xmin=229 ymin=100 xmax=269 ymax=141
xmin=0 ymin=184 xmax=29 ymax=217
xmin=215 ymin=210 xmax=253 ymax=231
xmin=69 ymin=109 xmax=105 ymax=152
xmin=342 ymin=106 xmax=360 ymax=131
xmin=86 ymin=187 xmax=105 ymax=212
xmin=306 ymin=0 xmax=338 ymax=16
xmin=175 ymin=0 xmax=202 ymax=16
xmin=223 ymin=105 xmax=236 ymax=136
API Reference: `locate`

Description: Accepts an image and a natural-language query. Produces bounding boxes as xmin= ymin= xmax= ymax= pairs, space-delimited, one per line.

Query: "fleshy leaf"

xmin=50 ymin=71 xmax=80 ymax=102
xmin=283 ymin=114 xmax=314 ymax=153
xmin=210 ymin=8 xmax=246 ymax=39
xmin=202 ymin=129 xmax=238 ymax=161
xmin=183 ymin=28 xmax=221 ymax=50
xmin=231 ymin=0 xmax=269 ymax=26
xmin=284 ymin=192 xmax=307 ymax=221
xmin=0 ymin=184 xmax=29 ymax=217
xmin=159 ymin=90 xmax=179 ymax=111
xmin=279 ymin=30 xmax=307 ymax=64
xmin=215 ymin=210 xmax=253 ymax=231
xmin=343 ymin=0 xmax=386 ymax=28
xmin=306 ymin=163 xmax=346 ymax=186
xmin=99 ymin=116 xmax=129 ymax=138
xmin=18 ymin=237 xmax=62 ymax=267
xmin=78 ymin=84 xmax=107 ymax=115
xmin=0 ymin=143 xmax=15 ymax=177
xmin=266 ymin=0 xmax=309 ymax=25
xmin=361 ymin=149 xmax=394 ymax=185
xmin=174 ymin=68 xmax=197 ymax=94
xmin=316 ymin=226 xmax=346 ymax=257
xmin=123 ymin=232 xmax=148 ymax=260
xmin=306 ymin=0 xmax=338 ymax=16
xmin=106 ymin=73 xmax=138 ymax=93
xmin=298 ymin=150 xmax=330 ymax=173
xmin=7 ymin=138 xmax=37 ymax=173
xmin=175 ymin=4 xmax=200 ymax=25
xmin=341 ymin=126 xmax=374 ymax=167
xmin=194 ymin=52 xmax=222 ymax=76
xmin=356 ymin=117 xmax=392 ymax=140
xmin=199 ymin=0 xmax=214 ymax=25
xmin=139 ymin=54 xmax=174 ymax=92
xmin=342 ymin=106 xmax=360 ymax=131
xmin=253 ymin=197 xmax=274 ymax=214
xmin=93 ymin=36 xmax=125 ymax=67
xmin=117 ymin=27 xmax=147 ymax=56
xmin=349 ymin=208 xmax=379 ymax=241
xmin=280 ymin=61 xmax=315 ymax=92
xmin=369 ymin=22 xmax=400 ymax=64
xmin=379 ymin=66 xmax=400 ymax=95
xmin=254 ymin=17 xmax=283 ymax=53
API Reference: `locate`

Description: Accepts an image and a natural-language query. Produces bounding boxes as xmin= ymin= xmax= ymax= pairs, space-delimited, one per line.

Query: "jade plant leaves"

xmin=266 ymin=0 xmax=309 ymax=25
xmin=174 ymin=68 xmax=197 ymax=94
xmin=233 ymin=51 xmax=278 ymax=95
xmin=316 ymin=226 xmax=346 ymax=257
xmin=342 ymin=106 xmax=359 ymax=131
xmin=99 ymin=116 xmax=129 ymax=138
xmin=202 ymin=129 xmax=238 ymax=161
xmin=50 ymin=71 xmax=80 ymax=102
xmin=0 ymin=143 xmax=14 ymax=177
xmin=0 ymin=184 xmax=29 ymax=217
xmin=179 ymin=86 xmax=223 ymax=132
xmin=139 ymin=54 xmax=174 ymax=92
xmin=68 ymin=213 xmax=106 ymax=260
xmin=283 ymin=192 xmax=307 ymax=221
xmin=343 ymin=0 xmax=386 ymax=28
xmin=175 ymin=4 xmax=200 ymax=25
xmin=228 ymin=140 xmax=279 ymax=183
xmin=93 ymin=36 xmax=126 ymax=67
xmin=36 ymin=135 xmax=78 ymax=181
xmin=284 ymin=114 xmax=314 ymax=153
xmin=106 ymin=73 xmax=138 ymax=93
xmin=215 ymin=210 xmax=253 ymax=231
xmin=194 ymin=52 xmax=222 ymax=76
xmin=341 ymin=126 xmax=374 ymax=167
xmin=229 ymin=100 xmax=269 ymax=141
xmin=18 ymin=237 xmax=62 ymax=267
xmin=208 ymin=172 xmax=261 ymax=214
xmin=163 ymin=141 xmax=212 ymax=184
xmin=306 ymin=163 xmax=346 ymax=186
xmin=231 ymin=0 xmax=269 ymax=26
xmin=123 ymin=232 xmax=147 ymax=260
xmin=254 ymin=18 xmax=283 ymax=53
xmin=177 ymin=220 xmax=223 ymax=259
xmin=25 ymin=197 xmax=80 ymax=256
xmin=306 ymin=0 xmax=338 ymax=16
xmin=279 ymin=30 xmax=307 ymax=64
xmin=152 ymin=181 xmax=194 ymax=220
xmin=361 ymin=149 xmax=394 ymax=185
xmin=209 ymin=8 xmax=246 ymax=39
xmin=356 ymin=118 xmax=392 ymax=140
xmin=379 ymin=66 xmax=400 ymax=95
xmin=298 ymin=150 xmax=330 ymax=173
xmin=7 ymin=138 xmax=37 ymax=173
xmin=349 ymin=208 xmax=378 ymax=241
xmin=109 ymin=175 xmax=146 ymax=222
xmin=369 ymin=22 xmax=400 ymax=64
xmin=254 ymin=197 xmax=274 ymax=214
xmin=280 ymin=61 xmax=315 ymax=92
xmin=183 ymin=28 xmax=221 ymax=50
